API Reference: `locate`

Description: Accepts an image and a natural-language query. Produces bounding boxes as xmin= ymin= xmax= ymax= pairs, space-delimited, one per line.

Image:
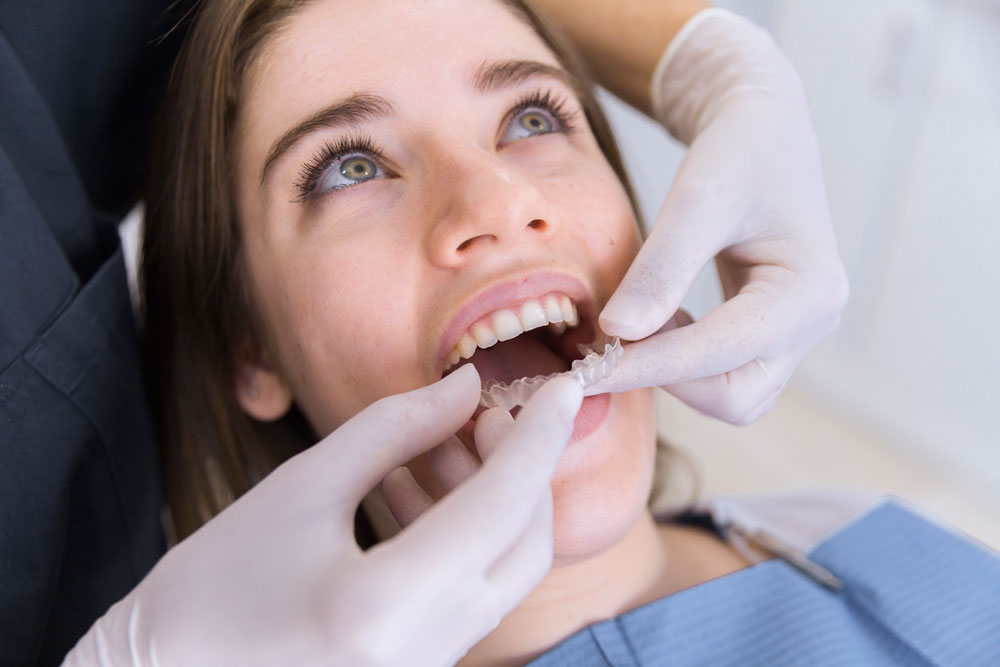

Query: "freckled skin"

xmin=234 ymin=0 xmax=655 ymax=563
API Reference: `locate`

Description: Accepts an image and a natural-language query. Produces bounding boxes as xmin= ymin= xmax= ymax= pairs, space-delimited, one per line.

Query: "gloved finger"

xmin=379 ymin=377 xmax=581 ymax=580
xmin=661 ymin=351 xmax=798 ymax=425
xmin=739 ymin=384 xmax=783 ymax=425
xmin=288 ymin=364 xmax=481 ymax=515
xmin=382 ymin=466 xmax=434 ymax=529
xmin=429 ymin=435 xmax=481 ymax=491
xmin=598 ymin=120 xmax=755 ymax=341
xmin=586 ymin=268 xmax=832 ymax=394
xmin=583 ymin=307 xmax=692 ymax=398
xmin=484 ymin=491 xmax=553 ymax=606
xmin=474 ymin=407 xmax=515 ymax=460
xmin=408 ymin=490 xmax=554 ymax=663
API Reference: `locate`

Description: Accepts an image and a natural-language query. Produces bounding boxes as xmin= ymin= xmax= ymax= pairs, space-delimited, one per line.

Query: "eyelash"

xmin=292 ymin=87 xmax=577 ymax=203
xmin=293 ymin=134 xmax=386 ymax=203
xmin=507 ymin=89 xmax=576 ymax=138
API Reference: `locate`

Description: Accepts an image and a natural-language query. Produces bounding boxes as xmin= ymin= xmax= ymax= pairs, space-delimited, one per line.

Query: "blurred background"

xmin=601 ymin=0 xmax=999 ymax=547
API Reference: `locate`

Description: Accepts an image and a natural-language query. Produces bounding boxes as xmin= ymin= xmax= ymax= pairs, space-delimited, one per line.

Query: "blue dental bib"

xmin=530 ymin=501 xmax=1000 ymax=666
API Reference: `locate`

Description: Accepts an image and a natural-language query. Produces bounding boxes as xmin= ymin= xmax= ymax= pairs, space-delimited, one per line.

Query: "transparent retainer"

xmin=479 ymin=337 xmax=623 ymax=410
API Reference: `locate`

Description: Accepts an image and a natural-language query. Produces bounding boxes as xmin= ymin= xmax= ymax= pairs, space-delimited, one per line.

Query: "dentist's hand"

xmin=64 ymin=366 xmax=583 ymax=667
xmin=588 ymin=9 xmax=848 ymax=425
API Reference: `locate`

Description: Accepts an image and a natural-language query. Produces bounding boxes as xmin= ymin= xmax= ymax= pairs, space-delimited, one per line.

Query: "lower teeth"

xmin=479 ymin=337 xmax=623 ymax=410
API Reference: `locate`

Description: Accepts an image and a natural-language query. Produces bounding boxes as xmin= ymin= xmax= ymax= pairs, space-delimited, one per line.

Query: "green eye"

xmin=519 ymin=111 xmax=553 ymax=134
xmin=340 ymin=156 xmax=377 ymax=182
xmin=503 ymin=106 xmax=561 ymax=145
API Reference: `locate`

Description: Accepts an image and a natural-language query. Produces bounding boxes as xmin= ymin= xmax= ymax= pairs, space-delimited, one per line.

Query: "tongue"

xmin=465 ymin=334 xmax=568 ymax=385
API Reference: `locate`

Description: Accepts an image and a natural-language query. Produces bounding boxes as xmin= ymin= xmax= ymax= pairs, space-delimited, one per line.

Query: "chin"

xmin=548 ymin=388 xmax=657 ymax=567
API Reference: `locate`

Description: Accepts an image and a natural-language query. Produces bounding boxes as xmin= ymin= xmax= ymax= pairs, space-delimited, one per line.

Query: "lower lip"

xmin=462 ymin=391 xmax=612 ymax=452
xmin=569 ymin=392 xmax=611 ymax=443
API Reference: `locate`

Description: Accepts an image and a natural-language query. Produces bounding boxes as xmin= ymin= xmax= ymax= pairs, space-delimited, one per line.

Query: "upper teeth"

xmin=444 ymin=292 xmax=579 ymax=370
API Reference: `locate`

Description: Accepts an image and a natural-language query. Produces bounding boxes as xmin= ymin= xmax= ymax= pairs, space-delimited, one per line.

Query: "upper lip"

xmin=435 ymin=270 xmax=595 ymax=377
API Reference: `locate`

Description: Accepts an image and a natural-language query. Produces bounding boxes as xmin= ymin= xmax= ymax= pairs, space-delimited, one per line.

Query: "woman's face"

xmin=233 ymin=0 xmax=655 ymax=563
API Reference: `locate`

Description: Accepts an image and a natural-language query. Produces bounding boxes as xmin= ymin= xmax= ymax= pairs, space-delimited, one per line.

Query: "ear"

xmin=233 ymin=343 xmax=294 ymax=422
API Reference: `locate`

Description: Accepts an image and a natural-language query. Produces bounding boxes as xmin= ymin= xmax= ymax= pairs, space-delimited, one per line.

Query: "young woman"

xmin=132 ymin=1 xmax=999 ymax=665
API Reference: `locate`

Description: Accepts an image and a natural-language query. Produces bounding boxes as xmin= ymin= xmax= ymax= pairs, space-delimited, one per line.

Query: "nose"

xmin=424 ymin=145 xmax=555 ymax=268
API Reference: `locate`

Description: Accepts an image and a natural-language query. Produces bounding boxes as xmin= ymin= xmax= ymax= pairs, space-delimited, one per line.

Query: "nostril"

xmin=456 ymin=233 xmax=498 ymax=252
xmin=527 ymin=219 xmax=546 ymax=230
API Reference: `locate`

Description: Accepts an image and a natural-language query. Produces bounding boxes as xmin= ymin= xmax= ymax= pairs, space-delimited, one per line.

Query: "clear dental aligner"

xmin=480 ymin=337 xmax=623 ymax=410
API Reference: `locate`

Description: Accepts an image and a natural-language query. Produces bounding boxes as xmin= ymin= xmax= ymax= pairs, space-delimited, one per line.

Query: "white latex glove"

xmin=381 ymin=383 xmax=570 ymax=543
xmin=63 ymin=366 xmax=583 ymax=667
xmin=588 ymin=8 xmax=848 ymax=425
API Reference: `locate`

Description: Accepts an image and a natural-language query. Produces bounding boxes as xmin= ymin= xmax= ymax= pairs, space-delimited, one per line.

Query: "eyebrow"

xmin=470 ymin=58 xmax=575 ymax=95
xmin=260 ymin=59 xmax=574 ymax=188
xmin=260 ymin=93 xmax=394 ymax=186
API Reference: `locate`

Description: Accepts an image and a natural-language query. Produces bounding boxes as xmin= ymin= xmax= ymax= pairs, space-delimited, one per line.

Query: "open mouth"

xmin=441 ymin=291 xmax=597 ymax=390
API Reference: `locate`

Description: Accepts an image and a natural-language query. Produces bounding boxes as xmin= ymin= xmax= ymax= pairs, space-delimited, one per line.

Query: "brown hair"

xmin=142 ymin=0 xmax=644 ymax=542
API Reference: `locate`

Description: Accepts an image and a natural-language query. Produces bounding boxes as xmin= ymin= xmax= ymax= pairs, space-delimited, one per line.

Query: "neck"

xmin=458 ymin=508 xmax=751 ymax=667
xmin=458 ymin=508 xmax=673 ymax=667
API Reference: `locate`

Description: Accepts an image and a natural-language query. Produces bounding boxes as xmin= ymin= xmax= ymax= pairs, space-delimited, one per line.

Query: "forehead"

xmin=243 ymin=0 xmax=558 ymax=130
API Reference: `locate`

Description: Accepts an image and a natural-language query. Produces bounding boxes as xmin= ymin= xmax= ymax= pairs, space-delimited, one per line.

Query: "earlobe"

xmin=234 ymin=350 xmax=294 ymax=422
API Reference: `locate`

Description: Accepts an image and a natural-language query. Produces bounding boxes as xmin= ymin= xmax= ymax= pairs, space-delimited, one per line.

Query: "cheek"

xmin=246 ymin=233 xmax=422 ymax=433
xmin=546 ymin=167 xmax=641 ymax=295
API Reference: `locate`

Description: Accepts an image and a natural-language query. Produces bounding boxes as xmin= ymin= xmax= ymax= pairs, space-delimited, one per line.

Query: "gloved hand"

xmin=588 ymin=8 xmax=848 ymax=425
xmin=64 ymin=367 xmax=583 ymax=667
xmin=380 ymin=379 xmax=577 ymax=540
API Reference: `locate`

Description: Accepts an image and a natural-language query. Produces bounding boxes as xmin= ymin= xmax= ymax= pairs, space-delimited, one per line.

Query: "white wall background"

xmin=601 ymin=0 xmax=1000 ymax=493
